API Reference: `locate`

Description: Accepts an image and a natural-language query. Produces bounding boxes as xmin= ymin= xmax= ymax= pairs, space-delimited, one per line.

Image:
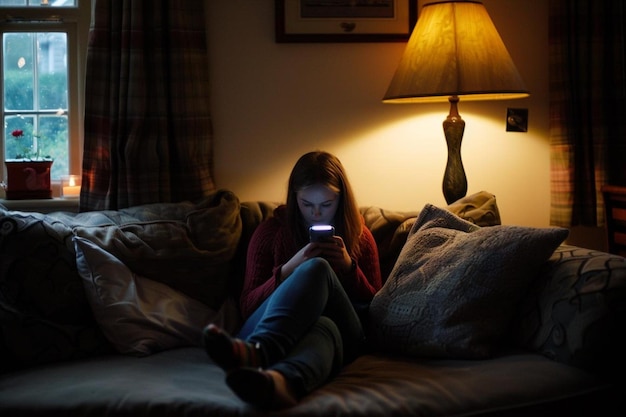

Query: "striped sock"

xmin=202 ymin=324 xmax=265 ymax=371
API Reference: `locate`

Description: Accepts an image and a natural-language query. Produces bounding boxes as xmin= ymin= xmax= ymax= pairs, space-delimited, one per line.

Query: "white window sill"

xmin=0 ymin=197 xmax=79 ymax=213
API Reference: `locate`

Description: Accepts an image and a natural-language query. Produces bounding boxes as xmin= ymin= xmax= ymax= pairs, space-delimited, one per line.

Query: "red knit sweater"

xmin=239 ymin=206 xmax=382 ymax=319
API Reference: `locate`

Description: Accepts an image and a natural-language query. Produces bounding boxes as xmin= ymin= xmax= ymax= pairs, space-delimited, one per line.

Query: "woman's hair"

xmin=285 ymin=151 xmax=363 ymax=255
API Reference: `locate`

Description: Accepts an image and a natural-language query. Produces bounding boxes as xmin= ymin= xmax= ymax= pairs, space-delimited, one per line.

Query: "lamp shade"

xmin=383 ymin=0 xmax=529 ymax=103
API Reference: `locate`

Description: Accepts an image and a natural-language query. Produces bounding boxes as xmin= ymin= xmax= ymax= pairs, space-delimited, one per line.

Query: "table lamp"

xmin=383 ymin=0 xmax=529 ymax=204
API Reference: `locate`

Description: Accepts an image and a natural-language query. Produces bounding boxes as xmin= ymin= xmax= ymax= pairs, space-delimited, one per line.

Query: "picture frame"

xmin=275 ymin=0 xmax=417 ymax=43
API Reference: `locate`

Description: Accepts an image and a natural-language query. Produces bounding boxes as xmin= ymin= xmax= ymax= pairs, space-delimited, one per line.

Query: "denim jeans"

xmin=237 ymin=257 xmax=365 ymax=398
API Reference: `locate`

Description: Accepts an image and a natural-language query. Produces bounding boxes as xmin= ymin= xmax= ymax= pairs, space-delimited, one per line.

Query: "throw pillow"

xmin=0 ymin=209 xmax=111 ymax=372
xmin=511 ymin=244 xmax=626 ymax=377
xmin=446 ymin=190 xmax=501 ymax=226
xmin=368 ymin=204 xmax=569 ymax=359
xmin=74 ymin=236 xmax=240 ymax=356
xmin=72 ymin=190 xmax=241 ymax=309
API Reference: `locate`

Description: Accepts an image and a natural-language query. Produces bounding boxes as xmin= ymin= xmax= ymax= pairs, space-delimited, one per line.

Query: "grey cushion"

xmin=369 ymin=204 xmax=568 ymax=358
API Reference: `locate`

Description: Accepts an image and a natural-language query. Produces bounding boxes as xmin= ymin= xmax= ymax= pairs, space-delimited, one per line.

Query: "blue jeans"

xmin=237 ymin=257 xmax=365 ymax=398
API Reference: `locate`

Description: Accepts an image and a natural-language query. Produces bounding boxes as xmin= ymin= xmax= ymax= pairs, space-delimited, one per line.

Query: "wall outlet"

xmin=506 ymin=108 xmax=528 ymax=132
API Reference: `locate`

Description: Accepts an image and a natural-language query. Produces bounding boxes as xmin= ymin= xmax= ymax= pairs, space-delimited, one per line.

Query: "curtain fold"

xmin=549 ymin=0 xmax=626 ymax=227
xmin=81 ymin=0 xmax=215 ymax=211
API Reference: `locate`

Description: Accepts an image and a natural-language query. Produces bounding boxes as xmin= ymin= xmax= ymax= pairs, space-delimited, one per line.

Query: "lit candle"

xmin=62 ymin=176 xmax=81 ymax=198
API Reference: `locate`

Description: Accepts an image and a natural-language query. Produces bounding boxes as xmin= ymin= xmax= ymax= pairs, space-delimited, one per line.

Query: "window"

xmin=1 ymin=0 xmax=89 ymax=185
xmin=4 ymin=31 xmax=69 ymax=177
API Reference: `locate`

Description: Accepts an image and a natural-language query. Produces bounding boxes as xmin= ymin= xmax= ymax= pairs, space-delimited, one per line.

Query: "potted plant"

xmin=3 ymin=128 xmax=54 ymax=200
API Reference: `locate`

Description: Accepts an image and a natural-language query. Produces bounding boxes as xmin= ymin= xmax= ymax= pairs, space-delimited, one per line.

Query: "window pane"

xmin=38 ymin=33 xmax=67 ymax=110
xmin=40 ymin=115 xmax=68 ymax=177
xmin=5 ymin=115 xmax=34 ymax=159
xmin=3 ymin=31 xmax=69 ymax=179
xmin=3 ymin=33 xmax=34 ymax=111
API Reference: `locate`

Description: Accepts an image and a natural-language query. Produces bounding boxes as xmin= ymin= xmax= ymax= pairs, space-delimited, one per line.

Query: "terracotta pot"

xmin=4 ymin=160 xmax=53 ymax=199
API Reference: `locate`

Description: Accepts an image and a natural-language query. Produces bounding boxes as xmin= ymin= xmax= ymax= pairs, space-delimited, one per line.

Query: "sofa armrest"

xmin=512 ymin=244 xmax=626 ymax=379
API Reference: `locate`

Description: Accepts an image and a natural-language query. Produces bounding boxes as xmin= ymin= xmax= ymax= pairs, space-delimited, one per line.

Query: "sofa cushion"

xmin=369 ymin=204 xmax=568 ymax=359
xmin=511 ymin=244 xmax=626 ymax=378
xmin=0 ymin=209 xmax=113 ymax=372
xmin=74 ymin=237 xmax=240 ymax=356
xmin=0 ymin=189 xmax=241 ymax=371
xmin=360 ymin=206 xmax=418 ymax=282
xmin=73 ymin=190 xmax=241 ymax=309
xmin=0 ymin=347 xmax=615 ymax=417
xmin=220 ymin=201 xmax=279 ymax=300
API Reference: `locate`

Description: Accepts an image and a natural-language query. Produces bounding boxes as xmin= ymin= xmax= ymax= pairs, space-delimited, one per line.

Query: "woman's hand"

xmin=280 ymin=237 xmax=352 ymax=281
xmin=280 ymin=243 xmax=320 ymax=281
xmin=317 ymin=236 xmax=353 ymax=274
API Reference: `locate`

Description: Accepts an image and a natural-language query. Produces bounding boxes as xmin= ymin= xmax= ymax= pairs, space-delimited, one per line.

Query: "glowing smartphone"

xmin=309 ymin=225 xmax=335 ymax=242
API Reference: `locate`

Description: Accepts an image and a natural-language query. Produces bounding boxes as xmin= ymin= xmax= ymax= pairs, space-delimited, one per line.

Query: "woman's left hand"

xmin=313 ymin=236 xmax=353 ymax=274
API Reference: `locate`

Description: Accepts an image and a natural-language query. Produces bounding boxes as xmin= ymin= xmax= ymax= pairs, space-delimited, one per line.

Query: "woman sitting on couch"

xmin=203 ymin=150 xmax=382 ymax=408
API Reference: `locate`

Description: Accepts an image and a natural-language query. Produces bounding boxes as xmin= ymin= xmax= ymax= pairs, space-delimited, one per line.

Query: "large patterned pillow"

xmin=0 ymin=209 xmax=111 ymax=372
xmin=368 ymin=204 xmax=568 ymax=359
xmin=511 ymin=245 xmax=626 ymax=377
xmin=74 ymin=237 xmax=240 ymax=356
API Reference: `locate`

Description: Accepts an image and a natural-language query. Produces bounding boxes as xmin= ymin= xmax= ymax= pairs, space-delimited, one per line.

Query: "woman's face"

xmin=296 ymin=183 xmax=340 ymax=226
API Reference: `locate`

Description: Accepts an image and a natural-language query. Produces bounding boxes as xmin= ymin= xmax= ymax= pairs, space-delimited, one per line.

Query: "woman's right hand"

xmin=279 ymin=243 xmax=324 ymax=281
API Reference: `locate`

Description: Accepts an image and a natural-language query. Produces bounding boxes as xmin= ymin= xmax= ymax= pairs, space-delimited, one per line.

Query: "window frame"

xmin=1 ymin=1 xmax=90 ymax=191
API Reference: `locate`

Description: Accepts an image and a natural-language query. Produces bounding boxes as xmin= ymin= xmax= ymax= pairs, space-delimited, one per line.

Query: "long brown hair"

xmin=285 ymin=151 xmax=363 ymax=255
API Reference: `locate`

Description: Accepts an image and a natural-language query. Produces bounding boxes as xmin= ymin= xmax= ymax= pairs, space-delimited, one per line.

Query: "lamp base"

xmin=442 ymin=96 xmax=468 ymax=204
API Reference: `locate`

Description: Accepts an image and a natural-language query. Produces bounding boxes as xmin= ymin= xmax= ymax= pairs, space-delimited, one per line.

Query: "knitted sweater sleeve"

xmin=239 ymin=218 xmax=284 ymax=319
xmin=340 ymin=226 xmax=382 ymax=302
xmin=239 ymin=217 xmax=383 ymax=318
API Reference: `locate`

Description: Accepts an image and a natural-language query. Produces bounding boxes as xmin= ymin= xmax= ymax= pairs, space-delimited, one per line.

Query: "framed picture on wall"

xmin=275 ymin=0 xmax=417 ymax=43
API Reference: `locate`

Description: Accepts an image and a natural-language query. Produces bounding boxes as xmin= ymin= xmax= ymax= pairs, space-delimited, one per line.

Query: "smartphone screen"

xmin=309 ymin=225 xmax=335 ymax=242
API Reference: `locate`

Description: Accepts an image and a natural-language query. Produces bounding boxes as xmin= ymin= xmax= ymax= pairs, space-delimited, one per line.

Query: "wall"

xmin=207 ymin=1 xmax=551 ymax=227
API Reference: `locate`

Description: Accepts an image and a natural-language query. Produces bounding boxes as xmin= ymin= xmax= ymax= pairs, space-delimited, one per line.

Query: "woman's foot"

xmin=226 ymin=367 xmax=298 ymax=409
xmin=202 ymin=324 xmax=265 ymax=372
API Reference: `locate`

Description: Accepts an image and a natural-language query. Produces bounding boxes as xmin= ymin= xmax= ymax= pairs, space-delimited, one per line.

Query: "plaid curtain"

xmin=80 ymin=0 xmax=215 ymax=211
xmin=549 ymin=0 xmax=626 ymax=227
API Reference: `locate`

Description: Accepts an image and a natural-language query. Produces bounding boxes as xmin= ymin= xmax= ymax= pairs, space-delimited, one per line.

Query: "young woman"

xmin=203 ymin=151 xmax=382 ymax=409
